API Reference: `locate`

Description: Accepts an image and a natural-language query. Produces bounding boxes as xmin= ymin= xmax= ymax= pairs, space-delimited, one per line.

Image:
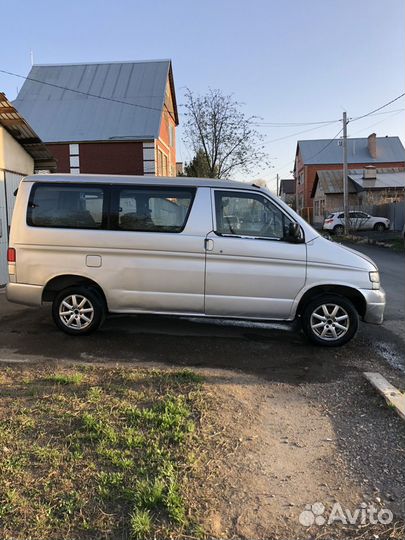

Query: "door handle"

xmin=204 ymin=238 xmax=214 ymax=251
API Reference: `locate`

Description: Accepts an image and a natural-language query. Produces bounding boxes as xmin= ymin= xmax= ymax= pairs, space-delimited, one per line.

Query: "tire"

xmin=333 ymin=224 xmax=344 ymax=236
xmin=52 ymin=286 xmax=106 ymax=335
xmin=301 ymin=294 xmax=359 ymax=347
xmin=373 ymin=223 xmax=386 ymax=232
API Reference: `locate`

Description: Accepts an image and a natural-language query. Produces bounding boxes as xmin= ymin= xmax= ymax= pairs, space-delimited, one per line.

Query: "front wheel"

xmin=373 ymin=223 xmax=386 ymax=232
xmin=301 ymin=295 xmax=359 ymax=346
xmin=52 ymin=286 xmax=106 ymax=335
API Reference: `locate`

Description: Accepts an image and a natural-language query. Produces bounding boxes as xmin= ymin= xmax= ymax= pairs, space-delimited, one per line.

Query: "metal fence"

xmin=367 ymin=201 xmax=405 ymax=231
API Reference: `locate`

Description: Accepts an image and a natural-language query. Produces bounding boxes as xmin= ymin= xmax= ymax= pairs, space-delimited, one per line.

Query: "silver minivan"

xmin=6 ymin=175 xmax=385 ymax=346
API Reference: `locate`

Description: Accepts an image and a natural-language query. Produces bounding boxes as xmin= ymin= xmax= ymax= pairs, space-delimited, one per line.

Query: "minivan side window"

xmin=27 ymin=184 xmax=105 ymax=229
xmin=116 ymin=187 xmax=195 ymax=233
xmin=214 ymin=190 xmax=293 ymax=240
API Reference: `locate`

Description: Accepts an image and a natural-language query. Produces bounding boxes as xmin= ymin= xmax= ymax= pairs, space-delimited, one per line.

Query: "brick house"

xmin=293 ymin=133 xmax=405 ymax=222
xmin=13 ymin=60 xmax=178 ymax=177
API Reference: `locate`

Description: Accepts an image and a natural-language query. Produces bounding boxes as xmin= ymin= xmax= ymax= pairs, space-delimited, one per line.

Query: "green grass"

xmin=43 ymin=372 xmax=84 ymax=385
xmin=0 ymin=365 xmax=205 ymax=539
xmin=130 ymin=509 xmax=152 ymax=539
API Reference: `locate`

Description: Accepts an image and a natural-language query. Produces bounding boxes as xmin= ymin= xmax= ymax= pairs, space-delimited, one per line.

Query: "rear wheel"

xmin=52 ymin=286 xmax=105 ymax=335
xmin=373 ymin=222 xmax=386 ymax=232
xmin=333 ymin=224 xmax=344 ymax=236
xmin=301 ymin=294 xmax=359 ymax=346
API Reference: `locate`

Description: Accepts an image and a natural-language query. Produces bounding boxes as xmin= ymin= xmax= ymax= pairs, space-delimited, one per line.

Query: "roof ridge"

xmin=33 ymin=59 xmax=171 ymax=67
xmin=298 ymin=135 xmax=400 ymax=143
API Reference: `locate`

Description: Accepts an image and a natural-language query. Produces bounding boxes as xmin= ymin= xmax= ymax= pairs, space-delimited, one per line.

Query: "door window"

xmin=116 ymin=187 xmax=195 ymax=232
xmin=214 ymin=191 xmax=293 ymax=240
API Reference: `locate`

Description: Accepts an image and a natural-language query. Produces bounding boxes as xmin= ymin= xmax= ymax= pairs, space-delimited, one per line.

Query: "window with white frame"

xmin=69 ymin=144 xmax=80 ymax=174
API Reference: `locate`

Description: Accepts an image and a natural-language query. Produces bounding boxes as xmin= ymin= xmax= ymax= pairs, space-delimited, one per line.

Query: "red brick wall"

xmin=79 ymin=142 xmax=144 ymax=175
xmin=46 ymin=142 xmax=144 ymax=175
xmin=46 ymin=144 xmax=70 ymax=172
xmin=156 ymin=108 xmax=176 ymax=176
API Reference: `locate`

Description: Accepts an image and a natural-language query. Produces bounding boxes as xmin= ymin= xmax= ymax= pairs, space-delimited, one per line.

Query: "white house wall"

xmin=0 ymin=127 xmax=34 ymax=285
xmin=0 ymin=126 xmax=34 ymax=175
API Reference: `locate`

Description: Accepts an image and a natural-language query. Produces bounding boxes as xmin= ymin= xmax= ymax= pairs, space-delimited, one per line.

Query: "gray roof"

xmin=297 ymin=136 xmax=405 ymax=165
xmin=13 ymin=60 xmax=177 ymax=143
xmin=350 ymin=170 xmax=405 ymax=190
xmin=312 ymin=169 xmax=359 ymax=196
xmin=312 ymin=167 xmax=405 ymax=197
xmin=279 ymin=178 xmax=295 ymax=195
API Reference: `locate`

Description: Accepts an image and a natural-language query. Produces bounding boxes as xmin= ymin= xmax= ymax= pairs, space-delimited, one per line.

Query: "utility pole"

xmin=276 ymin=173 xmax=279 ymax=197
xmin=342 ymin=111 xmax=349 ymax=235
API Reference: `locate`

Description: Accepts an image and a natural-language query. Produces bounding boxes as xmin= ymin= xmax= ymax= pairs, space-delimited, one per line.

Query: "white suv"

xmin=323 ymin=211 xmax=390 ymax=235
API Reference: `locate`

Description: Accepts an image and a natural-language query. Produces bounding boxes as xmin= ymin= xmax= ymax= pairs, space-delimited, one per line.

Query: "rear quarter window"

xmin=27 ymin=184 xmax=105 ymax=229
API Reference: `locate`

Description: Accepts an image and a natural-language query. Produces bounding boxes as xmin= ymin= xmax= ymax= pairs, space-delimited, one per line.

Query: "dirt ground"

xmin=191 ymin=368 xmax=405 ymax=539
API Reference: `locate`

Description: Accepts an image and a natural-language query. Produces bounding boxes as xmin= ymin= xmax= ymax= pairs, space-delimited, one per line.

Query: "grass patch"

xmin=0 ymin=365 xmax=205 ymax=539
xmin=43 ymin=372 xmax=84 ymax=385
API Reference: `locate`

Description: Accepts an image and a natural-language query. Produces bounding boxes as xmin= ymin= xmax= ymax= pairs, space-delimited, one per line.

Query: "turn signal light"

xmin=7 ymin=248 xmax=16 ymax=263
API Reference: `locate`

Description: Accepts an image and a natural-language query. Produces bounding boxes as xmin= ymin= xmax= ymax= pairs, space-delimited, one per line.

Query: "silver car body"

xmin=7 ymin=175 xmax=385 ymax=325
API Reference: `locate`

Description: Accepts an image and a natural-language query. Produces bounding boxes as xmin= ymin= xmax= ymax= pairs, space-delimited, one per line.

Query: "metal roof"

xmin=279 ymin=179 xmax=295 ymax=195
xmin=297 ymin=136 xmax=405 ymax=165
xmin=13 ymin=60 xmax=177 ymax=144
xmin=22 ymin=173 xmax=265 ymax=190
xmin=312 ymin=167 xmax=405 ymax=197
xmin=312 ymin=169 xmax=359 ymax=196
xmin=0 ymin=92 xmax=57 ymax=171
xmin=349 ymin=170 xmax=405 ymax=190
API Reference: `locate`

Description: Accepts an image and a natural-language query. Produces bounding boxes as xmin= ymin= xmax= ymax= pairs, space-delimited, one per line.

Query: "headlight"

xmin=369 ymin=271 xmax=380 ymax=289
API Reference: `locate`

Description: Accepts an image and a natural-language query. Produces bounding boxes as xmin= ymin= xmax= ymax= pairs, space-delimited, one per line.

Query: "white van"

xmin=6 ymin=175 xmax=385 ymax=346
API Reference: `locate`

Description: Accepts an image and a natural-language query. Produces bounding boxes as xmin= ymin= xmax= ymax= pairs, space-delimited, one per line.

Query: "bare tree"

xmin=183 ymin=88 xmax=269 ymax=179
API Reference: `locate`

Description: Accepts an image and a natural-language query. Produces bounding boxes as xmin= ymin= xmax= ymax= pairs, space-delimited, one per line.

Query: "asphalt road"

xmin=0 ymin=243 xmax=403 ymax=378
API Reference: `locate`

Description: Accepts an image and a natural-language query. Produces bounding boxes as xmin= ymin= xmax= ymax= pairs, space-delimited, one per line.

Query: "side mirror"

xmin=286 ymin=222 xmax=303 ymax=243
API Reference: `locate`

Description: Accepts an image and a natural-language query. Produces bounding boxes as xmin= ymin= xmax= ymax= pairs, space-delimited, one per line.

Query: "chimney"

xmin=363 ymin=166 xmax=377 ymax=180
xmin=368 ymin=133 xmax=377 ymax=159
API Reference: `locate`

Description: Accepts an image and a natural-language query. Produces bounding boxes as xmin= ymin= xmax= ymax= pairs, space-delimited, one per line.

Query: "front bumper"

xmin=360 ymin=287 xmax=386 ymax=324
xmin=6 ymin=283 xmax=43 ymax=307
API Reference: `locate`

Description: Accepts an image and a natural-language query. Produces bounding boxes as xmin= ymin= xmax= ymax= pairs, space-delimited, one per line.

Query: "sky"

xmin=1 ymin=0 xmax=404 ymax=192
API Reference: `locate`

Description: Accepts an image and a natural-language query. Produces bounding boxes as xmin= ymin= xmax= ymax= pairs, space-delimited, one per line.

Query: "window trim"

xmin=211 ymin=188 xmax=303 ymax=243
xmin=110 ymin=184 xmax=196 ymax=234
xmin=27 ymin=182 xmax=109 ymax=230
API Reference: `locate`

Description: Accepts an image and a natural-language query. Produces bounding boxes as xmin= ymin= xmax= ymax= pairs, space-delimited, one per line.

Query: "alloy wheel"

xmin=310 ymin=303 xmax=350 ymax=341
xmin=59 ymin=294 xmax=95 ymax=330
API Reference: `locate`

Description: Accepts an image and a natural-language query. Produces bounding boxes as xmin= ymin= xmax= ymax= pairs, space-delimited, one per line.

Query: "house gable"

xmin=13 ymin=60 xmax=178 ymax=144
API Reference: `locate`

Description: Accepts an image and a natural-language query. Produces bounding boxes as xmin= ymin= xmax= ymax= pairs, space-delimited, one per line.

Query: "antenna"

xmin=30 ymin=50 xmax=34 ymax=66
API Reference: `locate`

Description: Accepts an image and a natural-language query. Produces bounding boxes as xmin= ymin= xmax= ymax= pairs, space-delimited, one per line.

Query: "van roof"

xmin=23 ymin=174 xmax=264 ymax=191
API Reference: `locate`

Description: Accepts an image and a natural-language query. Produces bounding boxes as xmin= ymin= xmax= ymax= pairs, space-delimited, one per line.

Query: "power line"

xmin=255 ymin=107 xmax=405 ymax=130
xmin=0 ymin=67 xmax=175 ymax=116
xmin=1 ymin=66 xmax=403 ymax=135
xmin=263 ymin=121 xmax=339 ymax=145
xmin=253 ymin=119 xmax=340 ymax=127
xmin=350 ymin=92 xmax=405 ymax=122
xmin=349 ymin=109 xmax=404 ymax=137
xmin=303 ymin=126 xmax=344 ymax=162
